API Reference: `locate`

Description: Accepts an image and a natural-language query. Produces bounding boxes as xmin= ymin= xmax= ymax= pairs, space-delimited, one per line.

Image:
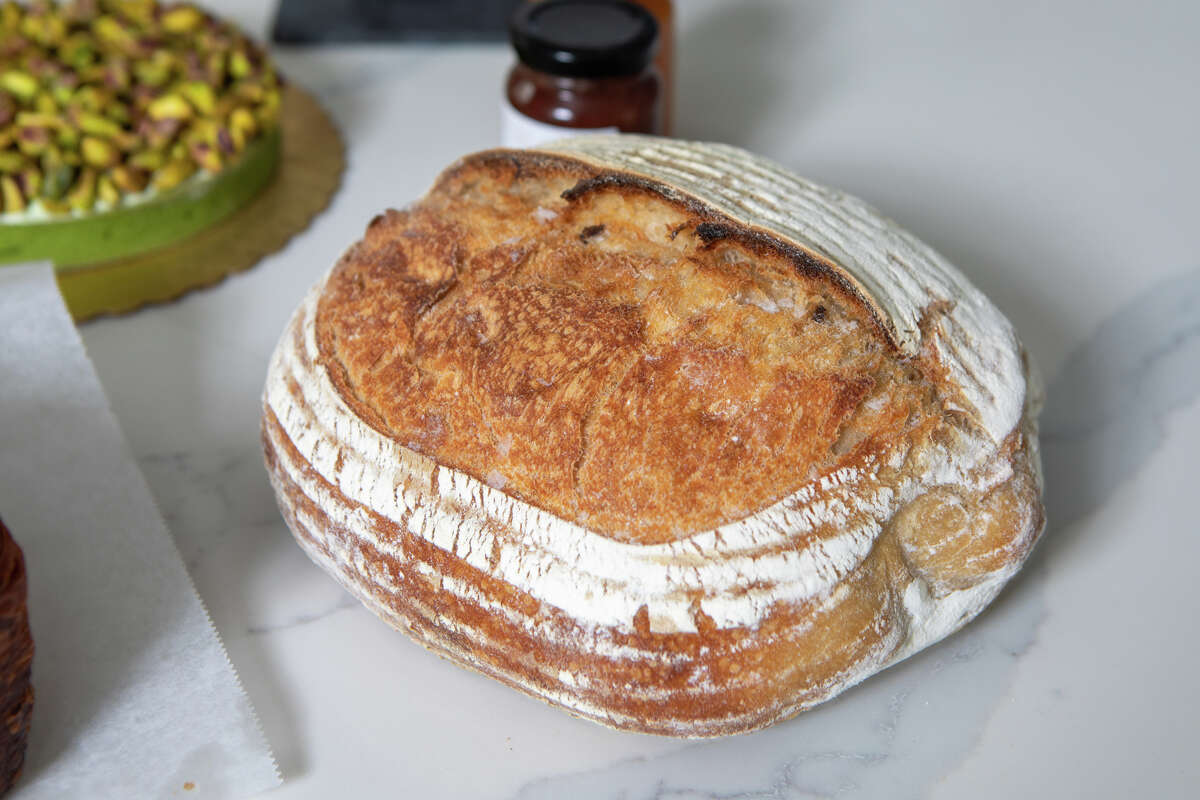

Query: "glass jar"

xmin=633 ymin=0 xmax=674 ymax=134
xmin=502 ymin=0 xmax=663 ymax=148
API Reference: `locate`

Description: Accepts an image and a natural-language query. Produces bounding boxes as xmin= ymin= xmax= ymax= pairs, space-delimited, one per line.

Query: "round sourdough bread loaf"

xmin=261 ymin=136 xmax=1044 ymax=737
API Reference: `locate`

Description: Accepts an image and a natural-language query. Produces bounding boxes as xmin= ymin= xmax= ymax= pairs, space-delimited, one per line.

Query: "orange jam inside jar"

xmin=503 ymin=0 xmax=663 ymax=148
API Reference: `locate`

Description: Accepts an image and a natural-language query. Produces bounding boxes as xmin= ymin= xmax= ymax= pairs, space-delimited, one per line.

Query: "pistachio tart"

xmin=0 ymin=0 xmax=281 ymax=267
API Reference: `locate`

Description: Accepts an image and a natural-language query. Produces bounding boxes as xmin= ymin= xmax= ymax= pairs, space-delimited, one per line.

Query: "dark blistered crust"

xmin=437 ymin=149 xmax=892 ymax=349
xmin=0 ymin=519 xmax=32 ymax=794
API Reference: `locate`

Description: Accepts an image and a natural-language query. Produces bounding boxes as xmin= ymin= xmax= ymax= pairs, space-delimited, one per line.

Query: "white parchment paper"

xmin=0 ymin=264 xmax=279 ymax=799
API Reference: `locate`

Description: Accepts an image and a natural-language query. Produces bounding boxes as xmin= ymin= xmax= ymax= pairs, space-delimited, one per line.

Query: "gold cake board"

xmin=57 ymin=84 xmax=345 ymax=322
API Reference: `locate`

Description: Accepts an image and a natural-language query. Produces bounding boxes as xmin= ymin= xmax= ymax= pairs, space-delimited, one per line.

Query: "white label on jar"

xmin=500 ymin=100 xmax=619 ymax=149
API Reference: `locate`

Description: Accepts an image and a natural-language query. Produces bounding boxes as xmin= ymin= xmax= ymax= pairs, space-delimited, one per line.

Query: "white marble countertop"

xmin=75 ymin=1 xmax=1199 ymax=797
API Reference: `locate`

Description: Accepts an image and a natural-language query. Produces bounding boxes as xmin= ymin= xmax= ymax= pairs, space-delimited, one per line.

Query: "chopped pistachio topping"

xmin=0 ymin=0 xmax=281 ymax=216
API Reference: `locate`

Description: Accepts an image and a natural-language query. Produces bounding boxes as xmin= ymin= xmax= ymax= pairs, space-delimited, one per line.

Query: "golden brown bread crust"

xmin=315 ymin=154 xmax=942 ymax=544
xmin=0 ymin=518 xmax=32 ymax=793
xmin=262 ymin=144 xmax=1044 ymax=736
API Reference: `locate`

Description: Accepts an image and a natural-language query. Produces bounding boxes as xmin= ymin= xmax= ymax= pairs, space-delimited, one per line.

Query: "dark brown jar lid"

xmin=509 ymin=0 xmax=659 ymax=79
